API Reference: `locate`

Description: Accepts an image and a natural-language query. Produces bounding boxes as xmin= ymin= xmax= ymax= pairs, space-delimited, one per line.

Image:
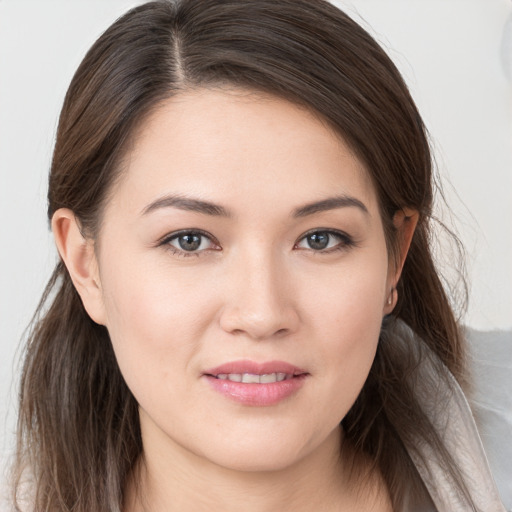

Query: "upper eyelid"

xmin=296 ymin=228 xmax=352 ymax=241
xmin=158 ymin=228 xmax=218 ymax=245
xmin=297 ymin=228 xmax=354 ymax=245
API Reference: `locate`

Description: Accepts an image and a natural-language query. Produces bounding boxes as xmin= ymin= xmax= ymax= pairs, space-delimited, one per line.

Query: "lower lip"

xmin=203 ymin=375 xmax=308 ymax=406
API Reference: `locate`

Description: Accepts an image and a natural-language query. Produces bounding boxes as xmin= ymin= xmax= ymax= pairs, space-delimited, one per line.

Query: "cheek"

xmin=98 ymin=255 xmax=218 ymax=402
xmin=301 ymin=252 xmax=388 ymax=413
xmin=304 ymin=247 xmax=388 ymax=337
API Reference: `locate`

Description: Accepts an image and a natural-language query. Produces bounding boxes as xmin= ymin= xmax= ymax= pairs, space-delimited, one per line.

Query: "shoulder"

xmin=390 ymin=320 xmax=507 ymax=512
xmin=466 ymin=328 xmax=512 ymax=511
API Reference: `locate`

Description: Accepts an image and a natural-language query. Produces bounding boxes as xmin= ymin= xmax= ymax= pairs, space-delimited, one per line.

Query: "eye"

xmin=295 ymin=230 xmax=354 ymax=252
xmin=160 ymin=230 xmax=219 ymax=256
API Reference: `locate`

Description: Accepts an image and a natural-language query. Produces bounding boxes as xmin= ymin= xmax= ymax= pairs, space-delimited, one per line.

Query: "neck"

xmin=124 ymin=423 xmax=390 ymax=512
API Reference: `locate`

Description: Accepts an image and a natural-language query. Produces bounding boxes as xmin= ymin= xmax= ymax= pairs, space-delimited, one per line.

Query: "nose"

xmin=218 ymin=250 xmax=300 ymax=340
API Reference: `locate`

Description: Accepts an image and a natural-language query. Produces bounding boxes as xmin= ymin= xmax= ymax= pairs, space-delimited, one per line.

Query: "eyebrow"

xmin=292 ymin=195 xmax=369 ymax=217
xmin=141 ymin=194 xmax=231 ymax=217
xmin=140 ymin=193 xmax=368 ymax=218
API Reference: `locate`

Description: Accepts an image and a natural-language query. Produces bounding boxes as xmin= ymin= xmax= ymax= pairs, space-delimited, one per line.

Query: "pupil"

xmin=179 ymin=234 xmax=201 ymax=251
xmin=308 ymin=232 xmax=329 ymax=250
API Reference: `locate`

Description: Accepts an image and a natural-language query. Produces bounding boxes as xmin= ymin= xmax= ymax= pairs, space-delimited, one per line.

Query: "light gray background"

xmin=1 ymin=0 xmax=511 ymax=506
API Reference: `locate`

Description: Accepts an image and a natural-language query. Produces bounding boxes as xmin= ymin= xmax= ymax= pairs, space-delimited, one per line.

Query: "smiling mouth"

xmin=203 ymin=368 xmax=308 ymax=406
xmin=210 ymin=372 xmax=299 ymax=384
xmin=203 ymin=360 xmax=309 ymax=405
xmin=204 ymin=360 xmax=308 ymax=379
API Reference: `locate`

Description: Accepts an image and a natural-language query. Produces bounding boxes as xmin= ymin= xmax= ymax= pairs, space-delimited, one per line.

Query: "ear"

xmin=383 ymin=207 xmax=419 ymax=314
xmin=52 ymin=208 xmax=107 ymax=325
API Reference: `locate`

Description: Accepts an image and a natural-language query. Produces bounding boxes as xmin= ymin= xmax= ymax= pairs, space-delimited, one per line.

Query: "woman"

xmin=11 ymin=1 xmax=505 ymax=511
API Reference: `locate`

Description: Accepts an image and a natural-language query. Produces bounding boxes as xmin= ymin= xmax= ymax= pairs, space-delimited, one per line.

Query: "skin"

xmin=53 ymin=88 xmax=417 ymax=512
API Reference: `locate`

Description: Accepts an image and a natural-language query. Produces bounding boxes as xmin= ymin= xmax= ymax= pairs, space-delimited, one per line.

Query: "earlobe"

xmin=52 ymin=209 xmax=106 ymax=325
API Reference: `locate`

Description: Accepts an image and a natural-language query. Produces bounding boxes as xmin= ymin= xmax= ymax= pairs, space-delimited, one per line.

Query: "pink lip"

xmin=202 ymin=359 xmax=309 ymax=407
xmin=204 ymin=360 xmax=307 ymax=376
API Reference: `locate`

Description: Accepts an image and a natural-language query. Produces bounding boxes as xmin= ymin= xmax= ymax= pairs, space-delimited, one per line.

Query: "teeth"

xmin=242 ymin=373 xmax=260 ymax=383
xmin=215 ymin=372 xmax=293 ymax=383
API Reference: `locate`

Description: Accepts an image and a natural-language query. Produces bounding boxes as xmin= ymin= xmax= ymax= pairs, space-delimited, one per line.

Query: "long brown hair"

xmin=13 ymin=1 xmax=470 ymax=510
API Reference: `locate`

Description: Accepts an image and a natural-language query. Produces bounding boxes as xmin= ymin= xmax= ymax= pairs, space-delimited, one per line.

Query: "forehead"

xmin=112 ymin=87 xmax=378 ymax=218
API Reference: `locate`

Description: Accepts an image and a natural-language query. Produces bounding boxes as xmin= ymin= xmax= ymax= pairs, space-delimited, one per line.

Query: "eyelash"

xmin=158 ymin=229 xmax=356 ymax=258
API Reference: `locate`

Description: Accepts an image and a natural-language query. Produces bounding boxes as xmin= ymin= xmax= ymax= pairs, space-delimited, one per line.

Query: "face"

xmin=93 ymin=88 xmax=395 ymax=473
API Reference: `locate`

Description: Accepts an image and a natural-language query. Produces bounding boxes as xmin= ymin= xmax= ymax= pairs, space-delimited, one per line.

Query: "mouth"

xmin=210 ymin=372 xmax=297 ymax=384
xmin=203 ymin=359 xmax=308 ymax=381
xmin=202 ymin=360 xmax=309 ymax=406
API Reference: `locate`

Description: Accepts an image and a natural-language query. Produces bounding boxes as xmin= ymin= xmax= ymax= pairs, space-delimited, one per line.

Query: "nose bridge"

xmin=219 ymin=243 xmax=298 ymax=339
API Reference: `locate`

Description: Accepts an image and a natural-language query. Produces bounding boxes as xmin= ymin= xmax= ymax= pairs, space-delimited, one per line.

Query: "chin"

xmin=197 ymin=426 xmax=338 ymax=474
xmin=208 ymin=447 xmax=306 ymax=473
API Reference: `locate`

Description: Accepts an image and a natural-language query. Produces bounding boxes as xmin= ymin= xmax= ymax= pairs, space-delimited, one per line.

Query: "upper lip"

xmin=203 ymin=360 xmax=308 ymax=377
